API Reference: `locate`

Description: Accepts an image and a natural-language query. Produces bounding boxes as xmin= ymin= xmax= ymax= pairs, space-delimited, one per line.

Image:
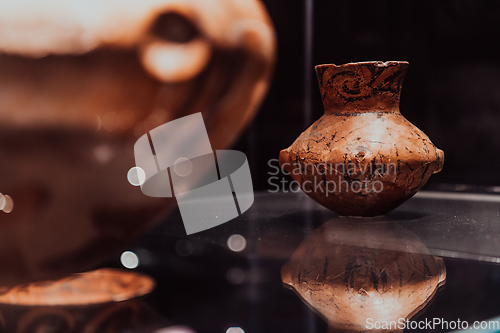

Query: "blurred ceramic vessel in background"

xmin=279 ymin=61 xmax=444 ymax=216
xmin=0 ymin=0 xmax=275 ymax=285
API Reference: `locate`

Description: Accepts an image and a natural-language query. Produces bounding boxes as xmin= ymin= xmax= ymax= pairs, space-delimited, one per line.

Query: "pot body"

xmin=279 ymin=61 xmax=444 ymax=216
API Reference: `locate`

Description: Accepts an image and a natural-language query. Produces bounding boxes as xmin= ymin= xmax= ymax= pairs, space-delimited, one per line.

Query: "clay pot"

xmin=0 ymin=0 xmax=275 ymax=285
xmin=279 ymin=61 xmax=444 ymax=216
xmin=282 ymin=218 xmax=446 ymax=333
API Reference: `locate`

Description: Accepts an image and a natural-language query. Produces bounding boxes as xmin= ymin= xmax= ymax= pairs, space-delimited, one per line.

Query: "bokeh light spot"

xmin=2 ymin=195 xmax=13 ymax=213
xmin=227 ymin=234 xmax=246 ymax=252
xmin=128 ymin=167 xmax=146 ymax=186
xmin=173 ymin=157 xmax=193 ymax=177
xmin=120 ymin=251 xmax=139 ymax=269
xmin=226 ymin=327 xmax=245 ymax=333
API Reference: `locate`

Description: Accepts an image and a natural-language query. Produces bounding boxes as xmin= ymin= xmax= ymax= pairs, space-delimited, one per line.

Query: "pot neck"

xmin=315 ymin=61 xmax=408 ymax=114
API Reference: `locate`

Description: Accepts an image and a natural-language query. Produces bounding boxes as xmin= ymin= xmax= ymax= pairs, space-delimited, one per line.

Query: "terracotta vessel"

xmin=282 ymin=218 xmax=446 ymax=333
xmin=279 ymin=61 xmax=444 ymax=216
xmin=0 ymin=0 xmax=275 ymax=285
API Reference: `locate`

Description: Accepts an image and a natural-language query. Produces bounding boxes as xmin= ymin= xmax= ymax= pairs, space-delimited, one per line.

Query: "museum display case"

xmin=0 ymin=0 xmax=500 ymax=332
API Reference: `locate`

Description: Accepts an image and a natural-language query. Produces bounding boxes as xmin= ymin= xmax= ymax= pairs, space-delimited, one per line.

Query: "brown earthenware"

xmin=279 ymin=61 xmax=444 ymax=216
xmin=282 ymin=218 xmax=446 ymax=333
xmin=0 ymin=0 xmax=276 ymax=285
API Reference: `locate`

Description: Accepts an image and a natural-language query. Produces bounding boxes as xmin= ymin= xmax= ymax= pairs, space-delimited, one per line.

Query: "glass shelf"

xmin=4 ymin=191 xmax=499 ymax=333
xmin=157 ymin=190 xmax=500 ymax=264
xmin=131 ymin=190 xmax=500 ymax=333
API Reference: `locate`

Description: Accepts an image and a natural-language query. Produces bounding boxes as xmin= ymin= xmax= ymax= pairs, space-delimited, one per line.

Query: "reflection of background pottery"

xmin=0 ymin=269 xmax=169 ymax=332
xmin=281 ymin=218 xmax=446 ymax=332
xmin=0 ymin=0 xmax=275 ymax=285
xmin=0 ymin=269 xmax=154 ymax=306
xmin=279 ymin=61 xmax=444 ymax=216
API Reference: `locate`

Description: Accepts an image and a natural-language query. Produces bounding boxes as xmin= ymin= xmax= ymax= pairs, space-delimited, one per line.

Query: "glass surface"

xmin=3 ymin=191 xmax=500 ymax=332
xmin=160 ymin=190 xmax=500 ymax=263
xmin=117 ymin=190 xmax=500 ymax=333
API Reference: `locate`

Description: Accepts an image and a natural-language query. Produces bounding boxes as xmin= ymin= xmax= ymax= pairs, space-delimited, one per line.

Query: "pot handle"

xmin=433 ymin=148 xmax=445 ymax=174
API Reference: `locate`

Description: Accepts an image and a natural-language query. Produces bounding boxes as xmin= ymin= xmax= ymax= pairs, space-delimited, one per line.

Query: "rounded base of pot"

xmin=304 ymin=189 xmax=415 ymax=217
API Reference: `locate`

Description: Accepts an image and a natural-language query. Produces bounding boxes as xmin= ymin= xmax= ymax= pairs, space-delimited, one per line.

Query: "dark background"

xmin=234 ymin=0 xmax=500 ymax=191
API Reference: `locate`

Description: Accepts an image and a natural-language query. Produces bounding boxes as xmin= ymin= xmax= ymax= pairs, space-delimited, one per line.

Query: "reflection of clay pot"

xmin=0 ymin=269 xmax=163 ymax=332
xmin=282 ymin=218 xmax=446 ymax=332
xmin=0 ymin=0 xmax=275 ymax=285
xmin=279 ymin=61 xmax=443 ymax=216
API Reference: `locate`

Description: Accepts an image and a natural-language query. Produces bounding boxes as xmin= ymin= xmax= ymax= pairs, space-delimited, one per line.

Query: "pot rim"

xmin=315 ymin=60 xmax=409 ymax=69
